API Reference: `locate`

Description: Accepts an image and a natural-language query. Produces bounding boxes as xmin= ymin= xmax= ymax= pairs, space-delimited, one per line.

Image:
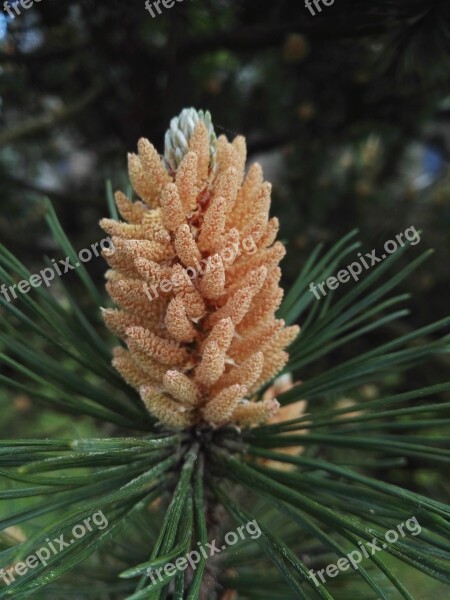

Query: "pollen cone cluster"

xmin=101 ymin=108 xmax=299 ymax=429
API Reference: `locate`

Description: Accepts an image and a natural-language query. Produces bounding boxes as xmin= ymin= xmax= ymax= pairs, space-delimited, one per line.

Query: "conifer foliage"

xmin=0 ymin=110 xmax=449 ymax=600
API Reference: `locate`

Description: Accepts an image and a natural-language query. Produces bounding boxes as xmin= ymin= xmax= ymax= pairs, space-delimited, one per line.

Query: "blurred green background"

xmin=2 ymin=2 xmax=450 ymax=394
xmin=1 ymin=0 xmax=449 ymax=312
xmin=2 ymin=0 xmax=450 ymax=459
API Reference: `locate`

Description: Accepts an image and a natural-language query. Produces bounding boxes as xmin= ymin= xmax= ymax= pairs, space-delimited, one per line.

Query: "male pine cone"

xmin=100 ymin=109 xmax=299 ymax=429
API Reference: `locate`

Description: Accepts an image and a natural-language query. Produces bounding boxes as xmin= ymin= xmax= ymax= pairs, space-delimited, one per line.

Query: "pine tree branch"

xmin=0 ymin=42 xmax=87 ymax=64
xmin=0 ymin=82 xmax=105 ymax=147
xmin=1 ymin=173 xmax=99 ymax=206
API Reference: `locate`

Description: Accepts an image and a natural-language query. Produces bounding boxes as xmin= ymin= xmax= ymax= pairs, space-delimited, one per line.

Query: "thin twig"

xmin=0 ymin=82 xmax=105 ymax=147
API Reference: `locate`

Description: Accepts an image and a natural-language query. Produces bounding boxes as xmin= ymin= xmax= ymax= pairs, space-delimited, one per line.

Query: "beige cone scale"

xmin=100 ymin=109 xmax=299 ymax=429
